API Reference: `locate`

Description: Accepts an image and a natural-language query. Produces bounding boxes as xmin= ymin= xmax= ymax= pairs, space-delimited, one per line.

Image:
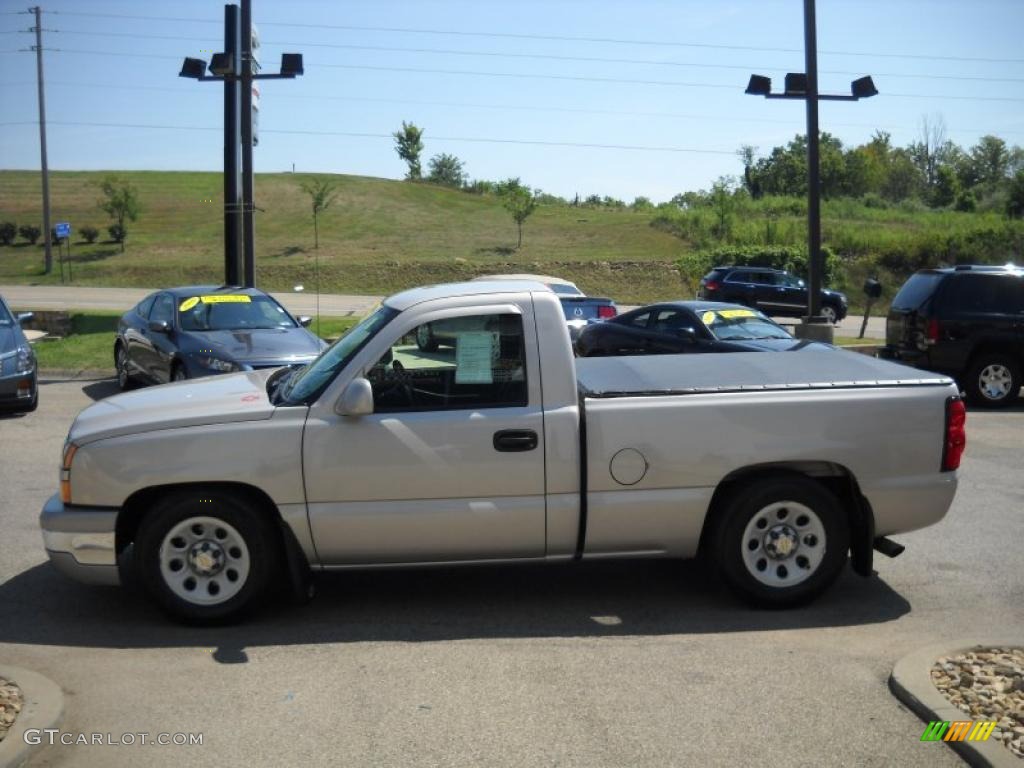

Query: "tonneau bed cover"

xmin=576 ymin=347 xmax=954 ymax=398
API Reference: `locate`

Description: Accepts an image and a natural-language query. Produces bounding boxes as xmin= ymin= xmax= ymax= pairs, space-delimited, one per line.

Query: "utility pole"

xmin=223 ymin=3 xmax=242 ymax=286
xmin=240 ymin=0 xmax=255 ymax=287
xmin=30 ymin=6 xmax=53 ymax=275
xmin=802 ymin=0 xmax=822 ymax=320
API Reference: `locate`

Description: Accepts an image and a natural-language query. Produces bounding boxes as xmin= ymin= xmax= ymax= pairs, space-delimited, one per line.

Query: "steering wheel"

xmin=388 ymin=359 xmax=416 ymax=407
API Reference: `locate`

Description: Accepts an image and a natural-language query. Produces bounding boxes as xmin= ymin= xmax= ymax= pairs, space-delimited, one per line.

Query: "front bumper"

xmin=0 ymin=366 xmax=36 ymax=405
xmin=39 ymin=493 xmax=120 ymax=586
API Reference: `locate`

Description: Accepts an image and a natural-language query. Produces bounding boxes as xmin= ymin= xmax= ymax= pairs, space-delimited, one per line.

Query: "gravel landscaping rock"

xmin=0 ymin=676 xmax=24 ymax=743
xmin=932 ymin=647 xmax=1024 ymax=760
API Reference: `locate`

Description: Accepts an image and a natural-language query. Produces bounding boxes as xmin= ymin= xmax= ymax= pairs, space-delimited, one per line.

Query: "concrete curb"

xmin=889 ymin=642 xmax=1022 ymax=768
xmin=0 ymin=666 xmax=64 ymax=768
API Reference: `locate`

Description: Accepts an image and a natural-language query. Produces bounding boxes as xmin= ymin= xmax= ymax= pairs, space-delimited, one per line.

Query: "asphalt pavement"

xmin=1 ymin=284 xmax=887 ymax=339
xmin=2 ymin=377 xmax=1020 ymax=766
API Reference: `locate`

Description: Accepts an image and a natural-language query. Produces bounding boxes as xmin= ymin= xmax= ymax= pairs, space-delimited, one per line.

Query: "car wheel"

xmin=115 ymin=344 xmax=137 ymax=391
xmin=965 ymin=354 xmax=1021 ymax=408
xmin=820 ymin=304 xmax=838 ymax=325
xmin=134 ymin=491 xmax=280 ymax=623
xmin=416 ymin=324 xmax=438 ymax=352
xmin=709 ymin=475 xmax=849 ymax=607
xmin=171 ymin=362 xmax=188 ymax=382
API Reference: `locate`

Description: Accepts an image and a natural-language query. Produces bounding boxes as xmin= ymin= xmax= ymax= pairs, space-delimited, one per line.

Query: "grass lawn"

xmin=30 ymin=311 xmax=357 ymax=372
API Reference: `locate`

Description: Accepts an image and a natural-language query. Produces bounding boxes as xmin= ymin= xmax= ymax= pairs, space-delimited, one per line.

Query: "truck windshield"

xmin=891 ymin=273 xmax=943 ymax=310
xmin=280 ymin=304 xmax=397 ymax=405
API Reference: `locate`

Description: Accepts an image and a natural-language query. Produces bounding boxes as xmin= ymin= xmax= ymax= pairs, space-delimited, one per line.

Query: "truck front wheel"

xmin=710 ymin=476 xmax=849 ymax=607
xmin=134 ymin=491 xmax=279 ymax=624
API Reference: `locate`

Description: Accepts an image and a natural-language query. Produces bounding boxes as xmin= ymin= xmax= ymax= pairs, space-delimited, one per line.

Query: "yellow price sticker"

xmin=718 ymin=309 xmax=756 ymax=319
xmin=701 ymin=311 xmax=716 ymax=325
xmin=179 ymin=295 xmax=252 ymax=311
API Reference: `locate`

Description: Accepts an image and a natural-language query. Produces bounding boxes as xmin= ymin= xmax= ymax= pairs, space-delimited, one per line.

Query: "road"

xmin=2 ymin=379 xmax=1021 ymax=766
xmin=1 ymin=284 xmax=888 ymax=339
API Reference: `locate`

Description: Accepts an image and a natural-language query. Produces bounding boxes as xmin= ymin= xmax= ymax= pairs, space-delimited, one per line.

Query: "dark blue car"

xmin=115 ymin=285 xmax=326 ymax=389
xmin=575 ymin=301 xmax=819 ymax=357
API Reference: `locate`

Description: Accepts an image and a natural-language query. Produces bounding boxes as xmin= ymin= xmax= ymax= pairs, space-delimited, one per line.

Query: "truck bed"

xmin=575 ymin=347 xmax=954 ymax=398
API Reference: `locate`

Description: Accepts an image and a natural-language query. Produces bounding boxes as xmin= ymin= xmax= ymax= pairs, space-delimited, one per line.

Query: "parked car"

xmin=114 ymin=285 xmax=325 ymax=389
xmin=698 ymin=266 xmax=848 ymax=324
xmin=43 ymin=279 xmax=963 ymax=623
xmin=879 ymin=264 xmax=1024 ymax=407
xmin=0 ymin=294 xmax=37 ymax=413
xmin=575 ymin=301 xmax=806 ymax=357
xmin=470 ymin=273 xmax=616 ymax=340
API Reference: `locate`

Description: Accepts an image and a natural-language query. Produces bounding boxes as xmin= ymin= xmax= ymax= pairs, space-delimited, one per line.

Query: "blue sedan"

xmin=114 ymin=285 xmax=326 ymax=389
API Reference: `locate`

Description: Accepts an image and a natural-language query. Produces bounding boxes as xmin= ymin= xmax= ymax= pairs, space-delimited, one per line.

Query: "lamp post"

xmin=746 ymin=0 xmax=876 ymax=341
xmin=178 ymin=1 xmax=303 ymax=287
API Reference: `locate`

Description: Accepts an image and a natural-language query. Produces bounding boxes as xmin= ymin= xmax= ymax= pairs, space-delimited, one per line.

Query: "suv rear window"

xmin=942 ymin=274 xmax=1024 ymax=314
xmin=891 ymin=272 xmax=944 ymax=310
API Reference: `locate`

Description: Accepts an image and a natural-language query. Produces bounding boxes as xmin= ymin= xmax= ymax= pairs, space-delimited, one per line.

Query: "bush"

xmin=108 ymin=223 xmax=126 ymax=243
xmin=861 ymin=193 xmax=889 ymax=210
xmin=0 ymin=221 xmax=16 ymax=246
xmin=80 ymin=225 xmax=99 ymax=243
xmin=18 ymin=224 xmax=41 ymax=244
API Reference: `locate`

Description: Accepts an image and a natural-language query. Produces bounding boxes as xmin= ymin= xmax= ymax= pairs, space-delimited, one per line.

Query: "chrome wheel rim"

xmin=116 ymin=348 xmax=129 ymax=387
xmin=978 ymin=364 xmax=1012 ymax=400
xmin=820 ymin=306 xmax=837 ymax=324
xmin=741 ymin=501 xmax=826 ymax=588
xmin=159 ymin=516 xmax=250 ymax=605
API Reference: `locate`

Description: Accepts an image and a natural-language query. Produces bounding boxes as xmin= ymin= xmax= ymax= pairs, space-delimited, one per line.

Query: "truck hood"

xmin=69 ymin=370 xmax=280 ymax=445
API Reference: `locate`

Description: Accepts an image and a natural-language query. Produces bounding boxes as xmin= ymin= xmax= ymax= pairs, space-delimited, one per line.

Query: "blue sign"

xmin=55 ymin=222 xmax=71 ymax=238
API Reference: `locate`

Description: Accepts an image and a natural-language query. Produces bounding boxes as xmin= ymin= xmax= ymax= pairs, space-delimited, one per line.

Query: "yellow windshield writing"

xmin=179 ymin=295 xmax=251 ymax=311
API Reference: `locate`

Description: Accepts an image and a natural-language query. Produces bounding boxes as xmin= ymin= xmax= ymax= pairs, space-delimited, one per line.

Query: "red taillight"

xmin=704 ymin=280 xmax=720 ymax=292
xmin=926 ymin=317 xmax=941 ymax=344
xmin=942 ymin=397 xmax=966 ymax=471
xmin=598 ymin=305 xmax=617 ymax=319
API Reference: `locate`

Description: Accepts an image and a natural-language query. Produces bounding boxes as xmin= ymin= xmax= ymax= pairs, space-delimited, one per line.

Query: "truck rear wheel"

xmin=134 ymin=490 xmax=279 ymax=624
xmin=710 ymin=476 xmax=849 ymax=607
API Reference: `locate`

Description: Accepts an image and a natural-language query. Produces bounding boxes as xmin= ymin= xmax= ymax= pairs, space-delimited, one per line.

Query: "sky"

xmin=1 ymin=0 xmax=1022 ymax=202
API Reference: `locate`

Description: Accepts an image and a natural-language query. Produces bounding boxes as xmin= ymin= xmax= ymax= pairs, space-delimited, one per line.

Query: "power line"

xmin=40 ymin=29 xmax=1024 ymax=84
xmin=0 ymin=118 xmax=740 ymax=155
xmin=46 ymin=9 xmax=1024 ymax=65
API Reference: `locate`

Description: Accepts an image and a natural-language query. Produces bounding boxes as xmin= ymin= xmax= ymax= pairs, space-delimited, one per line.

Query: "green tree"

xmin=80 ymin=225 xmax=99 ymax=244
xmin=931 ymin=165 xmax=960 ymax=208
xmin=1006 ymin=170 xmax=1024 ymax=219
xmin=299 ymin=178 xmax=338 ymax=249
xmin=969 ymin=135 xmax=1010 ymax=186
xmin=392 ymin=121 xmax=425 ymax=180
xmin=501 ymin=183 xmax=538 ymax=249
xmin=708 ymin=176 xmax=736 ymax=241
xmin=97 ymin=176 xmax=140 ymax=252
xmin=426 ymin=153 xmax=467 ymax=188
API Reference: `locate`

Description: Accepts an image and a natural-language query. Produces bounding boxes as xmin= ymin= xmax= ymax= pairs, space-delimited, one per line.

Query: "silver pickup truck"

xmin=40 ymin=280 xmax=966 ymax=622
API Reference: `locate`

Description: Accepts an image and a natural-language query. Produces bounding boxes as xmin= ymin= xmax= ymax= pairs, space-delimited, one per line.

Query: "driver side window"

xmin=367 ymin=313 xmax=527 ymax=413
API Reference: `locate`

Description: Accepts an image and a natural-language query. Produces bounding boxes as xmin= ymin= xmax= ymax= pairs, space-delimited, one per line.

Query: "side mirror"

xmin=335 ymin=377 xmax=374 ymax=417
xmin=297 ymin=316 xmax=313 ymax=328
xmin=16 ymin=312 xmax=34 ymax=325
xmin=148 ymin=320 xmax=171 ymax=334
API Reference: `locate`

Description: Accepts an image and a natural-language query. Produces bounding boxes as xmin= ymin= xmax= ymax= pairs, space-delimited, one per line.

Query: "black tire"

xmin=416 ymin=324 xmax=438 ymax=352
xmin=964 ymin=353 xmax=1021 ymax=408
xmin=115 ymin=343 xmax=138 ymax=391
xmin=134 ymin=490 xmax=280 ymax=624
xmin=709 ymin=475 xmax=849 ymax=608
xmin=820 ymin=304 xmax=839 ymax=325
xmin=170 ymin=361 xmax=188 ymax=382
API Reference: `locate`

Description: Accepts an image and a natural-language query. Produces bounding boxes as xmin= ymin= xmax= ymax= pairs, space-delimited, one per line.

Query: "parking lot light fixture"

xmin=179 ymin=57 xmax=208 ymax=79
xmin=851 ymin=75 xmax=878 ymax=99
xmin=745 ymin=74 xmax=771 ymax=96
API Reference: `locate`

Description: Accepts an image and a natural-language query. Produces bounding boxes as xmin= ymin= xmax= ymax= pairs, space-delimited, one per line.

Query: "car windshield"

xmin=891 ymin=272 xmax=944 ymax=310
xmin=280 ymin=304 xmax=398 ymax=405
xmin=178 ymin=294 xmax=296 ymax=331
xmin=699 ymin=308 xmax=791 ymax=340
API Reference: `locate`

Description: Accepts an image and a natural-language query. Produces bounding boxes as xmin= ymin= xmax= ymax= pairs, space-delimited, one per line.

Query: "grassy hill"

xmin=0 ymin=170 xmax=686 ymax=303
xmin=1 ymin=169 xmax=1021 ymax=306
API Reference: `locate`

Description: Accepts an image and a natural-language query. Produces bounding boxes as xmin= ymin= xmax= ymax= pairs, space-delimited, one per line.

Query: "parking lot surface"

xmin=1 ymin=377 xmax=1020 ymax=767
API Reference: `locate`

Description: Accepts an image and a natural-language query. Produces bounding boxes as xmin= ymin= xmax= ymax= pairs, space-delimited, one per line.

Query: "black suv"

xmin=697 ymin=266 xmax=848 ymax=324
xmin=881 ymin=265 xmax=1024 ymax=407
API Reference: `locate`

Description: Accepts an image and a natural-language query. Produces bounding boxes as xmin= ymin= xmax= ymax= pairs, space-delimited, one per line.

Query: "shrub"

xmin=80 ymin=225 xmax=99 ymax=243
xmin=108 ymin=223 xmax=126 ymax=243
xmin=0 ymin=221 xmax=16 ymax=246
xmin=18 ymin=224 xmax=41 ymax=244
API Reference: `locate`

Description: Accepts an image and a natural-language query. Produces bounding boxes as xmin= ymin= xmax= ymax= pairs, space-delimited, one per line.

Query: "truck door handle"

xmin=493 ymin=429 xmax=538 ymax=452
